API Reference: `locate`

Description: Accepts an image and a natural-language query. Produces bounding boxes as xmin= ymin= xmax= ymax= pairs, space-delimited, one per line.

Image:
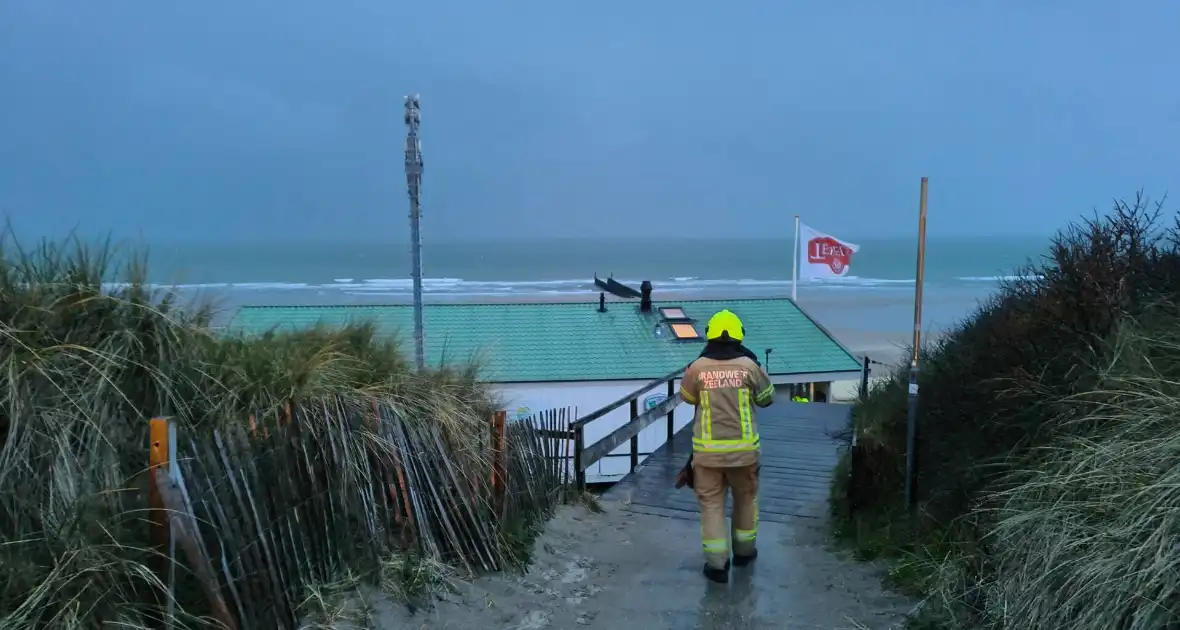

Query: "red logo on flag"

xmin=807 ymin=237 xmax=854 ymax=274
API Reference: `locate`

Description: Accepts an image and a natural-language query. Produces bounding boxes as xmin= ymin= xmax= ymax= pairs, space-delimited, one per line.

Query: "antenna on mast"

xmin=404 ymin=94 xmax=425 ymax=371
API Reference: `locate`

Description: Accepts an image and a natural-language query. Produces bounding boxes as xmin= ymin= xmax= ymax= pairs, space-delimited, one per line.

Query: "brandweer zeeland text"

xmin=699 ymin=369 xmax=749 ymax=390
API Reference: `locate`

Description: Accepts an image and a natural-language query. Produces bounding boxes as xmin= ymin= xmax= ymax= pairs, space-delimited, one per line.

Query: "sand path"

xmin=326 ymin=498 xmax=913 ymax=630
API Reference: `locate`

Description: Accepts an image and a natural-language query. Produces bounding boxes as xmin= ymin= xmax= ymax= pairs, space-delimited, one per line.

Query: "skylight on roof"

xmin=669 ymin=322 xmax=702 ymax=340
xmin=659 ymin=306 xmax=689 ymax=321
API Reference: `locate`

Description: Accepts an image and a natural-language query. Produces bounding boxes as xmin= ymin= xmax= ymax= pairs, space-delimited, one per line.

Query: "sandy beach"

xmin=797 ymin=292 xmax=957 ymax=401
xmin=822 ymin=327 xmax=911 ymax=401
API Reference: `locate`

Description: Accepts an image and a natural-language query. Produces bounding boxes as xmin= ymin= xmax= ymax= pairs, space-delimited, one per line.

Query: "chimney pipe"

xmin=598 ymin=292 xmax=607 ymax=312
xmin=640 ymin=280 xmax=653 ymax=312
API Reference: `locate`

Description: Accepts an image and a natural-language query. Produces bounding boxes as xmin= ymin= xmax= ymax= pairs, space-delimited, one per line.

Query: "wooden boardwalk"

xmin=602 ymin=398 xmax=848 ymax=522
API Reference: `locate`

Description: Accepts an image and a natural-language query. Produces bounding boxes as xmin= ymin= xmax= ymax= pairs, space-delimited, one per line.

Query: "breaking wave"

xmin=103 ymin=274 xmax=1040 ymax=299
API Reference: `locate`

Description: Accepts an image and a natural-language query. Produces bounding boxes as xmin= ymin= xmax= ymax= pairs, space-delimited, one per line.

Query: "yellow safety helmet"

xmin=705 ymin=309 xmax=744 ymax=342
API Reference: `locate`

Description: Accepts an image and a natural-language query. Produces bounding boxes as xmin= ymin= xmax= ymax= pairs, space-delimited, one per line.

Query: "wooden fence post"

xmin=491 ymin=411 xmax=507 ymax=506
xmin=148 ymin=417 xmax=173 ymax=623
xmin=149 ymin=417 xmax=239 ymax=630
xmin=564 ymin=408 xmax=575 ymax=490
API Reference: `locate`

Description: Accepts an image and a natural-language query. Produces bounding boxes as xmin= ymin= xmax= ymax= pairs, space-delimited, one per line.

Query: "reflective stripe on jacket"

xmin=679 ymin=356 xmax=774 ymax=467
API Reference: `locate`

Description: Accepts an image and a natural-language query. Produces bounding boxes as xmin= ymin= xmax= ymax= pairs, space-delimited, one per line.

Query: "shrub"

xmin=0 ymin=230 xmax=548 ymax=628
xmin=939 ymin=312 xmax=1180 ymax=629
xmin=832 ymin=193 xmax=1180 ymax=626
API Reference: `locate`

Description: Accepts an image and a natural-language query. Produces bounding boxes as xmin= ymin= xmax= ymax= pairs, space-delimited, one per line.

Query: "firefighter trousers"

xmin=692 ymin=463 xmax=760 ymax=569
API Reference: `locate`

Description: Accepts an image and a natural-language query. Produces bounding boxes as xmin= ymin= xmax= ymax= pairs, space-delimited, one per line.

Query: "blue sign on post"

xmin=643 ymin=393 xmax=668 ymax=411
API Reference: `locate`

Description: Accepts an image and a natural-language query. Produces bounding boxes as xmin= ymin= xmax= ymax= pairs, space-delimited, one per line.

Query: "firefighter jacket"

xmin=679 ymin=350 xmax=775 ymax=467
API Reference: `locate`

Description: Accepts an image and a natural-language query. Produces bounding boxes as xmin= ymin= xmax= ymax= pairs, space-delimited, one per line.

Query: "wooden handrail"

xmin=571 ymin=365 xmax=689 ymax=488
xmin=571 ymin=366 xmax=686 ymax=428
xmin=578 ymin=394 xmax=683 ymax=471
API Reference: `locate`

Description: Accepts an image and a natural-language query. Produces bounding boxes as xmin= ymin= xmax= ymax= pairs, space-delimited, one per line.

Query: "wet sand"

xmin=319 ymin=501 xmax=914 ymax=629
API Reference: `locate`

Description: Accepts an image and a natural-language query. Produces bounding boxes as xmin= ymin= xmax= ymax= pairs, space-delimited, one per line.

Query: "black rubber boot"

xmin=733 ymin=549 xmax=758 ymax=567
xmin=703 ymin=560 xmax=730 ymax=583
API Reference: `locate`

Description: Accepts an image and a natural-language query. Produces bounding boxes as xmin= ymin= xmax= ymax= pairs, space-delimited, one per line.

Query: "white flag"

xmin=798 ymin=222 xmax=860 ymax=280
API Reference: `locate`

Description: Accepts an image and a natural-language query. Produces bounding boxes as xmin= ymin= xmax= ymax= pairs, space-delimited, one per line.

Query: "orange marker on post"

xmin=147 ymin=417 xmax=172 ymax=608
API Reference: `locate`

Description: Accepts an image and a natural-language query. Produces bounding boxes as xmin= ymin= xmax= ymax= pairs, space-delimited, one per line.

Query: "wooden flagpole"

xmin=791 ymin=215 xmax=801 ymax=301
xmin=904 ymin=177 xmax=929 ymax=509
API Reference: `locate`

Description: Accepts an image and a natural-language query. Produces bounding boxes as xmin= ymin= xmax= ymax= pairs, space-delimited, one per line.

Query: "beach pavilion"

xmin=227 ymin=295 xmax=863 ymax=483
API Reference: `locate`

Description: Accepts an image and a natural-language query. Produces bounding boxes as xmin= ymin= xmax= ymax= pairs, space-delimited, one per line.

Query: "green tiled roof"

xmin=226 ymin=298 xmax=862 ymax=383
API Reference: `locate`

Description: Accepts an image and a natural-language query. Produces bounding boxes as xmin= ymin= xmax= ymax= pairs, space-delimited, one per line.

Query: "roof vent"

xmin=639 ymin=281 xmax=653 ymax=312
xmin=598 ymin=292 xmax=607 ymax=312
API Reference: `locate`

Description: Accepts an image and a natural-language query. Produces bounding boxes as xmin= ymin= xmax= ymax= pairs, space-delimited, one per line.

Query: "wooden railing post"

xmin=573 ymin=425 xmax=585 ymax=491
xmin=665 ymin=378 xmax=676 ymax=444
xmin=860 ymin=355 xmax=870 ymax=405
xmin=629 ymin=398 xmax=639 ymax=473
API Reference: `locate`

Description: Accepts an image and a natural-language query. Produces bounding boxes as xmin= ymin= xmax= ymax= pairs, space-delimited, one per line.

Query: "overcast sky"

xmin=2 ymin=1 xmax=1177 ymax=243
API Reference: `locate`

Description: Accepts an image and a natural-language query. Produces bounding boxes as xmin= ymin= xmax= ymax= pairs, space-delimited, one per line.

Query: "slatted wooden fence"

xmin=148 ymin=400 xmax=576 ymax=629
xmin=500 ymin=407 xmax=577 ymax=526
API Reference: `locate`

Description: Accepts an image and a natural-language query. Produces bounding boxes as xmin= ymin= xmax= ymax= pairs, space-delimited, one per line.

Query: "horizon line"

xmin=108 ymin=232 xmax=1057 ymax=247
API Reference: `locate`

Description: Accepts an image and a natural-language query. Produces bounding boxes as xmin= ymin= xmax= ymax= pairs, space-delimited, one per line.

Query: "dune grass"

xmin=0 ymin=230 xmax=559 ymax=628
xmin=830 ymin=193 xmax=1180 ymax=628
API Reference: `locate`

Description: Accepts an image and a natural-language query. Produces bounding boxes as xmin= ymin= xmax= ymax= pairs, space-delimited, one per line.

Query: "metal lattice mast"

xmin=404 ymin=95 xmax=425 ymax=371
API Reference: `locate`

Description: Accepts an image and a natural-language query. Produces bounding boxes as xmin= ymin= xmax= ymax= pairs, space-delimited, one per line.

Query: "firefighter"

xmin=790 ymin=384 xmax=810 ymax=403
xmin=677 ymin=309 xmax=775 ymax=583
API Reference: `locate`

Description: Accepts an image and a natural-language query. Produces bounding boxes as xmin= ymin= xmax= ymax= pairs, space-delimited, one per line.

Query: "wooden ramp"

xmin=602 ymin=399 xmax=848 ymax=522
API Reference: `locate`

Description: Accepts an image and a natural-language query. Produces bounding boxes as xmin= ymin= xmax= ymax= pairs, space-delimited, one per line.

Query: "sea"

xmin=138 ymin=236 xmax=1052 ymax=335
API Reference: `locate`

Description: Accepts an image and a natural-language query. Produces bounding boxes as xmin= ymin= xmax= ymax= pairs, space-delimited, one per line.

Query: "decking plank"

xmin=602 ymin=399 xmax=848 ymax=524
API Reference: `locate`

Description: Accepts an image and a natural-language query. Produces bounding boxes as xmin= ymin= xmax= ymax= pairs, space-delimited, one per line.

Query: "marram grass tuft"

xmin=0 ymin=230 xmax=569 ymax=629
